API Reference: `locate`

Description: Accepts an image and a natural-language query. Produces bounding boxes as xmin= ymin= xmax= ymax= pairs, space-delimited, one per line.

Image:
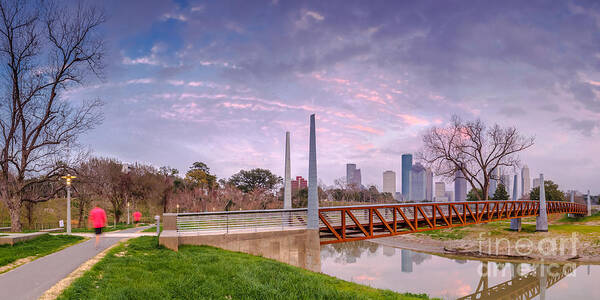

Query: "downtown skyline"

xmin=63 ymin=0 xmax=600 ymax=194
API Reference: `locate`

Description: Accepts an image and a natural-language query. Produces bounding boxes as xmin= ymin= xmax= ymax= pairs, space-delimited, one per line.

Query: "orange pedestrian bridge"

xmin=168 ymin=200 xmax=587 ymax=245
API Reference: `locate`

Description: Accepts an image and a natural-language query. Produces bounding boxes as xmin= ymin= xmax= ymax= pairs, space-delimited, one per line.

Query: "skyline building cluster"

xmin=339 ymin=153 xmax=562 ymax=203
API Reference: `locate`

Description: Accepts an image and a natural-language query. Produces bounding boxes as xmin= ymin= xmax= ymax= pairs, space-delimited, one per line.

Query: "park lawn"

xmin=558 ymin=211 xmax=600 ymax=224
xmin=0 ymin=234 xmax=84 ymax=268
xmin=417 ymin=227 xmax=467 ymax=240
xmin=58 ymin=237 xmax=431 ymax=300
xmin=141 ymin=225 xmax=162 ymax=233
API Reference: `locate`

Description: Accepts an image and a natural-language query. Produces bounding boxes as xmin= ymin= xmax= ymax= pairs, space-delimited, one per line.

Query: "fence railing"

xmin=171 ymin=200 xmax=588 ymax=238
xmin=176 ymin=208 xmax=308 ymax=234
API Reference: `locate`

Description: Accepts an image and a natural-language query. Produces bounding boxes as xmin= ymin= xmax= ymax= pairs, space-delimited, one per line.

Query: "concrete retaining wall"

xmin=159 ymin=228 xmax=321 ymax=272
xmin=0 ymin=232 xmax=46 ymax=246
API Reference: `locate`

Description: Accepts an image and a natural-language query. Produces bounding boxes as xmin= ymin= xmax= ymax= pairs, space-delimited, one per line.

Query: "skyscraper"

xmin=488 ymin=167 xmax=499 ymax=198
xmin=382 ymin=170 xmax=396 ymax=195
xmin=346 ymin=163 xmax=362 ymax=188
xmin=354 ymin=168 xmax=362 ymax=187
xmin=521 ymin=165 xmax=530 ymax=197
xmin=425 ymin=168 xmax=433 ymax=201
xmin=532 ymin=178 xmax=541 ymax=189
xmin=410 ymin=163 xmax=426 ymax=201
xmin=401 ymin=154 xmax=412 ymax=200
xmin=435 ymin=182 xmax=447 ymax=201
xmin=455 ymin=170 xmax=467 ymax=201
xmin=445 ymin=191 xmax=454 ymax=202
xmin=500 ymin=174 xmax=512 ymax=196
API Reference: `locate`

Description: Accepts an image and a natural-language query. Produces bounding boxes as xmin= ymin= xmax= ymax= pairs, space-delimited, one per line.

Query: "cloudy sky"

xmin=68 ymin=0 xmax=600 ymax=193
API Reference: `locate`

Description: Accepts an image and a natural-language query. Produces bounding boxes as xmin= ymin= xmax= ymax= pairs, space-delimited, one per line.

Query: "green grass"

xmin=141 ymin=225 xmax=162 ymax=233
xmin=558 ymin=211 xmax=600 ymax=223
xmin=516 ymin=223 xmax=600 ymax=234
xmin=70 ymin=223 xmax=135 ymax=233
xmin=0 ymin=234 xmax=84 ymax=268
xmin=58 ymin=237 xmax=430 ymax=300
xmin=418 ymin=227 xmax=466 ymax=240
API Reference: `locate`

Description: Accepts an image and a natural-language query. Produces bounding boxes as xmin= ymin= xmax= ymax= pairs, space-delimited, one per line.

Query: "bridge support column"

xmin=568 ymin=191 xmax=575 ymax=218
xmin=284 ymin=131 xmax=292 ymax=209
xmin=536 ymin=174 xmax=548 ymax=232
xmin=587 ymin=190 xmax=592 ymax=216
xmin=307 ymin=114 xmax=319 ymax=229
xmin=510 ymin=174 xmax=522 ymax=231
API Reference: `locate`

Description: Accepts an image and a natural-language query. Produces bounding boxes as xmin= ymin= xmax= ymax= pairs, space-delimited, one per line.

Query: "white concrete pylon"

xmin=587 ymin=190 xmax=592 ymax=217
xmin=284 ymin=132 xmax=292 ymax=209
xmin=510 ymin=174 xmax=521 ymax=231
xmin=307 ymin=114 xmax=318 ymax=229
xmin=536 ymin=174 xmax=548 ymax=232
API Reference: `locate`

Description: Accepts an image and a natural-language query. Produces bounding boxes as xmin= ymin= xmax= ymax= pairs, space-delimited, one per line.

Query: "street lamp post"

xmin=127 ymin=201 xmax=130 ymax=225
xmin=61 ymin=174 xmax=76 ymax=234
xmin=176 ymin=204 xmax=179 ymax=214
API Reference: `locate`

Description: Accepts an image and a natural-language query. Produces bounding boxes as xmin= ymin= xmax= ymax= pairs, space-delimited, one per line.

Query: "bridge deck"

xmin=318 ymin=201 xmax=586 ymax=244
xmin=167 ymin=201 xmax=587 ymax=245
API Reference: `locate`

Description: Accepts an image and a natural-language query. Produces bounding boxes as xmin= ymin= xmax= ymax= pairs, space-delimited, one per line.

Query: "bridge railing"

xmin=169 ymin=200 xmax=587 ymax=238
xmin=318 ymin=200 xmax=587 ymax=244
xmin=175 ymin=208 xmax=308 ymax=234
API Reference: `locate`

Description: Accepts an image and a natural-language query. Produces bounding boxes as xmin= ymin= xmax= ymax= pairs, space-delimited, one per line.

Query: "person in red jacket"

xmin=89 ymin=206 xmax=107 ymax=249
xmin=133 ymin=211 xmax=142 ymax=224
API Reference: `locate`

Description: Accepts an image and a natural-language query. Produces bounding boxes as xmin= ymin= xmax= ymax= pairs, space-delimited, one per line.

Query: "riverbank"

xmin=373 ymin=213 xmax=600 ymax=264
xmin=58 ymin=236 xmax=432 ymax=299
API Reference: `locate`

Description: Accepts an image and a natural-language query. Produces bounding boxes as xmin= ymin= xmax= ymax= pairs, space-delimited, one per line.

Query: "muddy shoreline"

xmin=371 ymin=233 xmax=600 ymax=265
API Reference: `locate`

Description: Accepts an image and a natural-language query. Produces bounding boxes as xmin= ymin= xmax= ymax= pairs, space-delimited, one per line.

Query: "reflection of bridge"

xmin=318 ymin=201 xmax=586 ymax=244
xmin=458 ymin=263 xmax=576 ymax=300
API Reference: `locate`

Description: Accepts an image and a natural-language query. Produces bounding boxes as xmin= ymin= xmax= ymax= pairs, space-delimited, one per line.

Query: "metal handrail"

xmin=176 ymin=209 xmax=308 ymax=234
xmin=168 ymin=207 xmax=307 ymax=217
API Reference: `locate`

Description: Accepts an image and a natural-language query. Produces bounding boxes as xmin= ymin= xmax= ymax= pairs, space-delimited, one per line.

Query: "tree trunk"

xmin=77 ymin=201 xmax=85 ymax=228
xmin=26 ymin=202 xmax=34 ymax=229
xmin=8 ymin=198 xmax=22 ymax=232
xmin=111 ymin=201 xmax=120 ymax=224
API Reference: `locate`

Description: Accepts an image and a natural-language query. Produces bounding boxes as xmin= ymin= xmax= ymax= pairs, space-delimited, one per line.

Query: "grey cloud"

xmin=498 ymin=105 xmax=527 ymax=117
xmin=568 ymin=81 xmax=600 ymax=112
xmin=555 ymin=117 xmax=599 ymax=136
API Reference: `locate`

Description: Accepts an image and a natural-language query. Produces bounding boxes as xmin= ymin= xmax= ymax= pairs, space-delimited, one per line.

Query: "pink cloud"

xmin=355 ymin=93 xmax=386 ymax=104
xmin=396 ymin=113 xmax=430 ymax=126
xmin=222 ymin=102 xmax=252 ymax=109
xmin=347 ymin=124 xmax=384 ymax=135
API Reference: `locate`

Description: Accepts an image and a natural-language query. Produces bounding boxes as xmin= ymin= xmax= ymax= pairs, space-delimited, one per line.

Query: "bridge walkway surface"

xmin=0 ymin=226 xmax=150 ymax=300
xmin=318 ymin=201 xmax=586 ymax=244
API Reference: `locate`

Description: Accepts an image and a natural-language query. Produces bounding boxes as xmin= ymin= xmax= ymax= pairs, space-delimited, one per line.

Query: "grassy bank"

xmin=59 ymin=237 xmax=430 ymax=300
xmin=0 ymin=234 xmax=84 ymax=268
xmin=141 ymin=225 xmax=162 ymax=233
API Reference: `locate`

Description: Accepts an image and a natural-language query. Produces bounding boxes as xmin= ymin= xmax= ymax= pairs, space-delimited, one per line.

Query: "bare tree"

xmin=0 ymin=1 xmax=105 ymax=231
xmin=418 ymin=116 xmax=534 ymax=201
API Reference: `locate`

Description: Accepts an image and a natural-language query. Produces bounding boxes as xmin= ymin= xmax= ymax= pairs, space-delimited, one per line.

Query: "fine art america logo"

xmin=477 ymin=232 xmax=580 ymax=278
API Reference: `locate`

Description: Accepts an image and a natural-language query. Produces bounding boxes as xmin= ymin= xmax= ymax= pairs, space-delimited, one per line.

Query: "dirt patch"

xmin=38 ymin=238 xmax=128 ymax=300
xmin=0 ymin=256 xmax=35 ymax=274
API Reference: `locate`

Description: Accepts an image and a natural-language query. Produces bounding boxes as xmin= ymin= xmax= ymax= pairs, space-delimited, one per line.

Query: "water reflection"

xmin=321 ymin=241 xmax=600 ymax=299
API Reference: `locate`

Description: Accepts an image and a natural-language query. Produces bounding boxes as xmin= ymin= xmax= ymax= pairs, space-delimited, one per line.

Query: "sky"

xmin=67 ymin=0 xmax=600 ymax=193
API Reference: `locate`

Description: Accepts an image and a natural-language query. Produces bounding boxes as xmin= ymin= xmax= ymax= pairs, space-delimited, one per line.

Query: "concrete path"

xmin=0 ymin=226 xmax=151 ymax=300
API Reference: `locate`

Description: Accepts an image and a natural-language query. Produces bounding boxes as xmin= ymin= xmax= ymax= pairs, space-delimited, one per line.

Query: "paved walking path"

xmin=0 ymin=226 xmax=151 ymax=300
